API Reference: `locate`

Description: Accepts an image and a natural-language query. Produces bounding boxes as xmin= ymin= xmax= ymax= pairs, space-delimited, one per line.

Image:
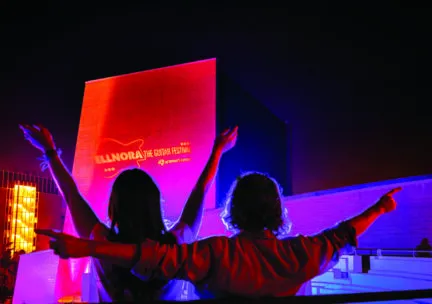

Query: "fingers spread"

xmin=221 ymin=126 xmax=238 ymax=137
xmin=22 ymin=124 xmax=38 ymax=134
xmin=221 ymin=129 xmax=230 ymax=135
xmin=33 ymin=124 xmax=44 ymax=131
xmin=228 ymin=126 xmax=238 ymax=137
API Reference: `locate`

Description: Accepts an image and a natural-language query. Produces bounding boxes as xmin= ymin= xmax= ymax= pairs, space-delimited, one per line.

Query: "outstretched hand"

xmin=35 ymin=229 xmax=91 ymax=259
xmin=376 ymin=187 xmax=401 ymax=213
xmin=215 ymin=126 xmax=238 ymax=153
xmin=19 ymin=124 xmax=56 ymax=152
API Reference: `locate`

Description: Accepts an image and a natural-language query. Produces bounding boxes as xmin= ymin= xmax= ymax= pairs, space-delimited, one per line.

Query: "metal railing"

xmin=0 ymin=170 xmax=59 ymax=195
xmin=353 ymin=248 xmax=432 ymax=257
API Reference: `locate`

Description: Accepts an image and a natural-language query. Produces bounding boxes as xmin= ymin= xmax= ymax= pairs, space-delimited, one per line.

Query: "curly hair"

xmin=221 ymin=172 xmax=291 ymax=235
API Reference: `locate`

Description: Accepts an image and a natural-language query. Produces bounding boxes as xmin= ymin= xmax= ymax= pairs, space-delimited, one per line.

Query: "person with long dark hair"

xmin=38 ymin=172 xmax=401 ymax=298
xmin=20 ymin=124 xmax=238 ymax=301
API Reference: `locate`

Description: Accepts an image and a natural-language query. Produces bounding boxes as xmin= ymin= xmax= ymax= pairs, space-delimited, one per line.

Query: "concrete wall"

xmin=35 ymin=192 xmax=66 ymax=251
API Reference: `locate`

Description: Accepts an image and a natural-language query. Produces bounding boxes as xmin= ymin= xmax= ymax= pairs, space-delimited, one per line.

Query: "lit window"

xmin=6 ymin=184 xmax=38 ymax=255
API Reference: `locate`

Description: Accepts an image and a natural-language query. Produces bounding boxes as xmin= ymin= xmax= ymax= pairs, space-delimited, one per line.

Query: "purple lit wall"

xmin=196 ymin=175 xmax=432 ymax=249
xmin=284 ymin=175 xmax=432 ymax=249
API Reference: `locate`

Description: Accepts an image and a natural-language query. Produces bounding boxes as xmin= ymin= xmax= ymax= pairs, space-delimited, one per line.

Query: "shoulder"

xmin=90 ymin=222 xmax=110 ymax=241
xmin=168 ymin=221 xmax=194 ymax=244
xmin=196 ymin=236 xmax=230 ymax=253
xmin=278 ymin=234 xmax=313 ymax=249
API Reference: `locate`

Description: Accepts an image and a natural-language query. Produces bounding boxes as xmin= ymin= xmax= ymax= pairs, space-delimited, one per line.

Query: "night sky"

xmin=0 ymin=4 xmax=429 ymax=195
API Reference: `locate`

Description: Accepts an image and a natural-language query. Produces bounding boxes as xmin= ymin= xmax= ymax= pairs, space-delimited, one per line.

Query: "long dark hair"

xmin=107 ymin=168 xmax=176 ymax=301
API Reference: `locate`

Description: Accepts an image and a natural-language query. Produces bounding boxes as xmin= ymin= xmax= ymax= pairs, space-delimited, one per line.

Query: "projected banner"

xmin=94 ymin=138 xmax=192 ymax=179
xmin=57 ymin=59 xmax=216 ymax=299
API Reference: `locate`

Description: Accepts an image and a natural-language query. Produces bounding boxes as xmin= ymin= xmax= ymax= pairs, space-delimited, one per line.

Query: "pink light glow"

xmin=57 ymin=59 xmax=217 ymax=299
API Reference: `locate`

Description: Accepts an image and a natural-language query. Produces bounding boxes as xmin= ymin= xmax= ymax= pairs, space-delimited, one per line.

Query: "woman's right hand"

xmin=375 ymin=187 xmax=401 ymax=213
xmin=19 ymin=124 xmax=56 ymax=153
xmin=214 ymin=126 xmax=238 ymax=154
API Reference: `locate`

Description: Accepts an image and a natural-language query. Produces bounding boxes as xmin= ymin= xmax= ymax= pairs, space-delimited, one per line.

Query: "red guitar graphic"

xmin=94 ymin=138 xmax=146 ymax=179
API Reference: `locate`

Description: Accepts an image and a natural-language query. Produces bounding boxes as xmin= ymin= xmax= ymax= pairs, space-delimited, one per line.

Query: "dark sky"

xmin=0 ymin=4 xmax=429 ymax=194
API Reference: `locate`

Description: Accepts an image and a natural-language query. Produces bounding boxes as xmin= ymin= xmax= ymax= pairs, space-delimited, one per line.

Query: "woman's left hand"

xmin=35 ymin=229 xmax=91 ymax=259
xmin=19 ymin=124 xmax=56 ymax=152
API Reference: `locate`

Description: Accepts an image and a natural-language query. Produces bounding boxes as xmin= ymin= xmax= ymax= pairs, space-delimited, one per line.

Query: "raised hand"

xmin=19 ymin=124 xmax=56 ymax=152
xmin=376 ymin=187 xmax=401 ymax=213
xmin=35 ymin=229 xmax=90 ymax=259
xmin=215 ymin=126 xmax=238 ymax=154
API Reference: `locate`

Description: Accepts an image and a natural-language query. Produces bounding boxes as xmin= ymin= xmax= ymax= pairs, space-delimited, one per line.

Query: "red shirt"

xmin=133 ymin=222 xmax=357 ymax=297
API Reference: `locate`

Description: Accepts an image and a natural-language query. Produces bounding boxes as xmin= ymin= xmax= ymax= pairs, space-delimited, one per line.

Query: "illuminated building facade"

xmin=0 ymin=170 xmax=66 ymax=254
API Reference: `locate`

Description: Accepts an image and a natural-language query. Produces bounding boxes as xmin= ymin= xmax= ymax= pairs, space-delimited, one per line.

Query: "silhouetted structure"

xmin=216 ymin=73 xmax=292 ymax=207
xmin=416 ymin=238 xmax=432 ymax=257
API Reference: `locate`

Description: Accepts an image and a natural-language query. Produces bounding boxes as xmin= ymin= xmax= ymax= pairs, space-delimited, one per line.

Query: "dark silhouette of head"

xmin=421 ymin=238 xmax=430 ymax=246
xmin=222 ymin=172 xmax=289 ymax=235
xmin=108 ymin=168 xmax=167 ymax=243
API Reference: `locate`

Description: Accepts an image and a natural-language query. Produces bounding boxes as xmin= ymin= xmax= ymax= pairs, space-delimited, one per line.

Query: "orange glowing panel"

xmin=8 ymin=185 xmax=37 ymax=255
xmin=58 ymin=59 xmax=216 ymax=298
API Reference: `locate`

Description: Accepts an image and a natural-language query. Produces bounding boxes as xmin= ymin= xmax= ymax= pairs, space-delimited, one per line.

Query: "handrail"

xmin=267 ymin=289 xmax=432 ymax=303
xmin=353 ymin=248 xmax=432 ymax=257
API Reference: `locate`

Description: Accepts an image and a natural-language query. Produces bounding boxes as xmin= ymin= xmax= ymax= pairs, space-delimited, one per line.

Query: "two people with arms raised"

xmin=21 ymin=123 xmax=401 ymax=299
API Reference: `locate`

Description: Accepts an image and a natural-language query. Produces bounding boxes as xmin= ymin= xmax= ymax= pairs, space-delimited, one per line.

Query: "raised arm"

xmin=20 ymin=124 xmax=99 ymax=238
xmin=288 ymin=187 xmax=401 ymax=281
xmin=175 ymin=127 xmax=238 ymax=239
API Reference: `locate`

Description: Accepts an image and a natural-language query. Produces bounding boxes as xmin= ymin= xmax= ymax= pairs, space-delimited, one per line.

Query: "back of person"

xmin=200 ymin=236 xmax=309 ymax=297
xmin=194 ymin=222 xmax=356 ymax=297
xmin=91 ymin=221 xmax=200 ymax=301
